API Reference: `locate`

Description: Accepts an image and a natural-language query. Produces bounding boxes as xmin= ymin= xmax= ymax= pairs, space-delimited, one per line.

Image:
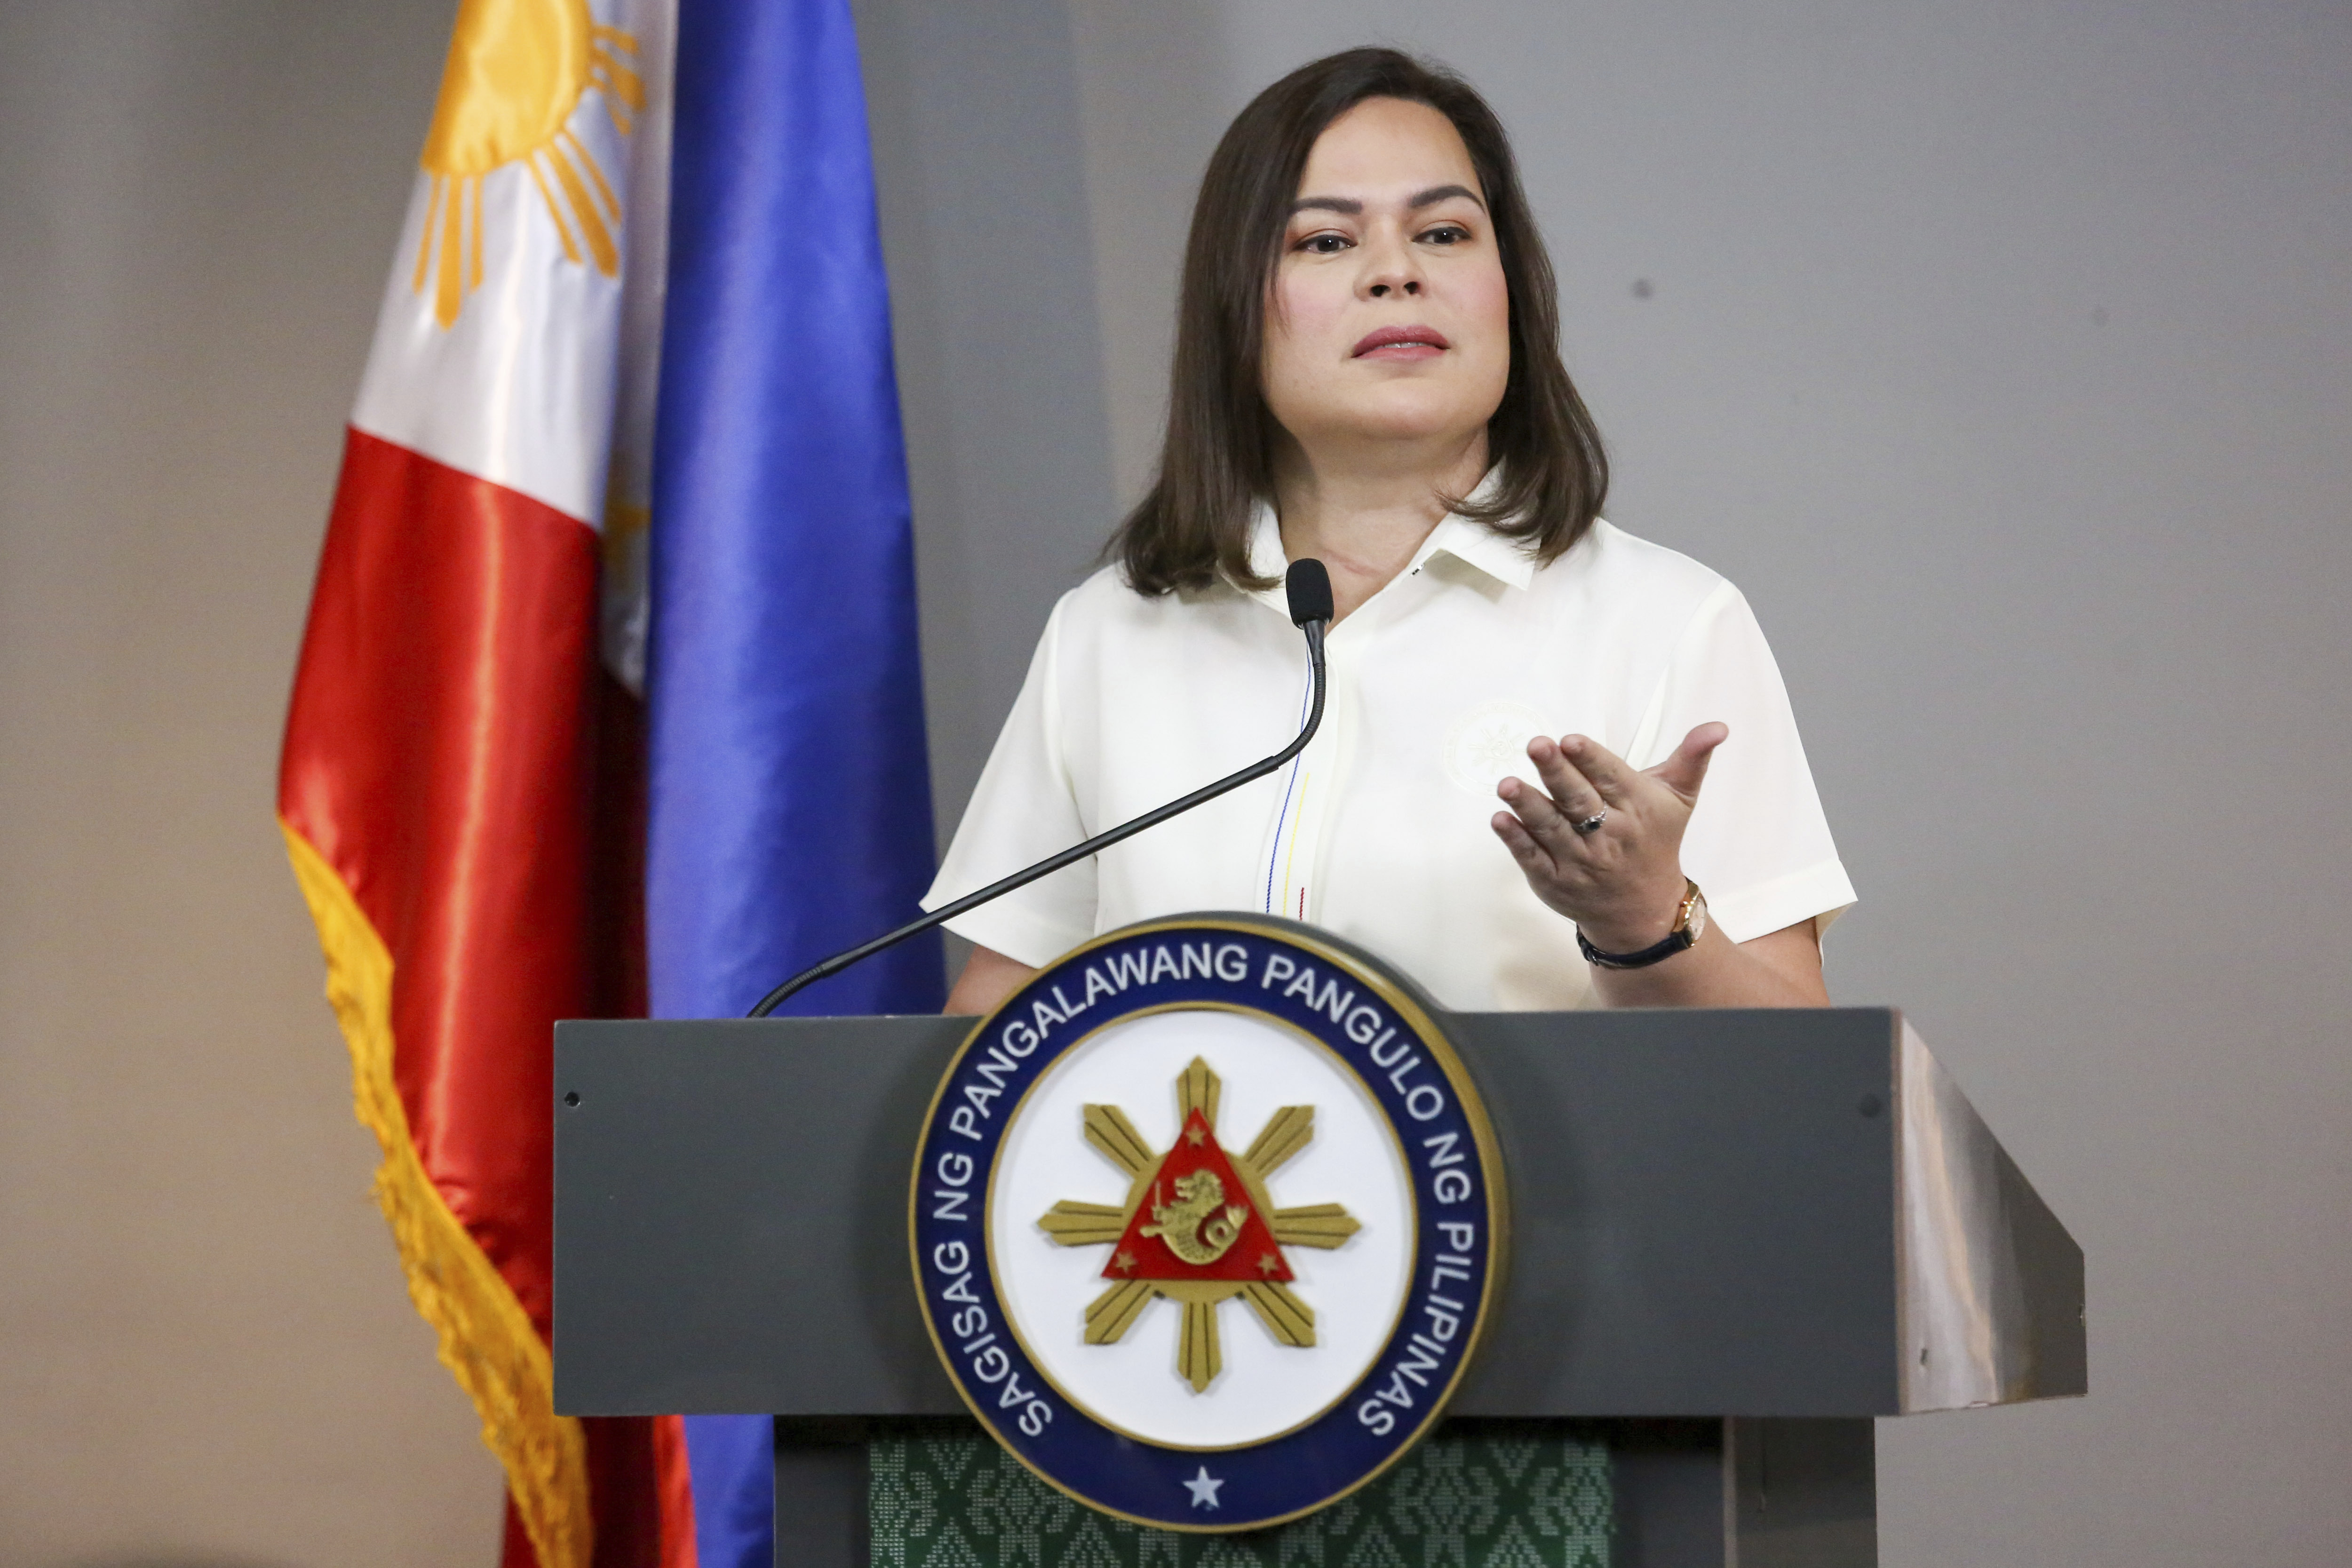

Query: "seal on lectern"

xmin=909 ymin=915 xmax=1507 ymax=1533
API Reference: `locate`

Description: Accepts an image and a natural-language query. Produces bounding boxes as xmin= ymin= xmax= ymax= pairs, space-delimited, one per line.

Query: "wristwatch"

xmin=1577 ymin=879 xmax=1708 ymax=971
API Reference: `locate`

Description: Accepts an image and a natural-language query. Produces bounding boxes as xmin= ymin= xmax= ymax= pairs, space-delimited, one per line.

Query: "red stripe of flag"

xmin=280 ymin=427 xmax=690 ymax=1568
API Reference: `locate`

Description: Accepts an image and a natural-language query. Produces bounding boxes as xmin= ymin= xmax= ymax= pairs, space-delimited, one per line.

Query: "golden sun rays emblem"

xmin=1039 ymin=1057 xmax=1361 ymax=1394
xmin=413 ymin=0 xmax=645 ymax=326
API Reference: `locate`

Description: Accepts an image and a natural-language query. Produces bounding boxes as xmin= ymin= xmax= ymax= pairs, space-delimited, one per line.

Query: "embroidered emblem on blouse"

xmin=1441 ymin=699 xmax=1551 ymax=799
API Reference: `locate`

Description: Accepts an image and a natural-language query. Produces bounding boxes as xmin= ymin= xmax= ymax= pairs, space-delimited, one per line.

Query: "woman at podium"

xmin=903 ymin=46 xmax=1861 ymax=1564
xmin=929 ymin=48 xmax=1854 ymax=1020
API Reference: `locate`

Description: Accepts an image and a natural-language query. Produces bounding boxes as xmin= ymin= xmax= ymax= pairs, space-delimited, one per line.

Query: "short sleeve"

xmin=923 ymin=595 xmax=1099 ymax=964
xmin=1633 ymin=583 xmax=1856 ymax=943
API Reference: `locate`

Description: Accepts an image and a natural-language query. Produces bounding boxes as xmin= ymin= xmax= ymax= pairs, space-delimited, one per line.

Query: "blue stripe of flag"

xmin=648 ymin=0 xmax=943 ymax=1560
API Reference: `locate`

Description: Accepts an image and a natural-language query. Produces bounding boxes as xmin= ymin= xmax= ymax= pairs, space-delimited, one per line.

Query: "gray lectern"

xmin=553 ymin=1007 xmax=2082 ymax=1566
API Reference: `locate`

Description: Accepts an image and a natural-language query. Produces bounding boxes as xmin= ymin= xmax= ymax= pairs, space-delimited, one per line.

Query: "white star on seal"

xmin=1183 ymin=1465 xmax=1224 ymax=1509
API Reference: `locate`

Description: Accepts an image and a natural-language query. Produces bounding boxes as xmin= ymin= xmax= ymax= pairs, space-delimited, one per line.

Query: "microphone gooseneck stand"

xmin=746 ymin=559 xmax=1335 ymax=1019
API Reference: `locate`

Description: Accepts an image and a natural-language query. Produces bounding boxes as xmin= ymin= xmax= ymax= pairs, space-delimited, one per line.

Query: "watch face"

xmin=1683 ymin=889 xmax=1708 ymax=942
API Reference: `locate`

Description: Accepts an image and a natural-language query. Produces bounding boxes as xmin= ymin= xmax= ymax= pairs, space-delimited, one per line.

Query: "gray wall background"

xmin=0 ymin=5 xmax=504 ymax=1565
xmin=3 ymin=1 xmax=2346 ymax=1564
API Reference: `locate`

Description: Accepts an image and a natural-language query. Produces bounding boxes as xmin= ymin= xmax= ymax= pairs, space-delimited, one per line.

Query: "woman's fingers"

xmin=1647 ymin=722 xmax=1729 ymax=802
xmin=1559 ymin=734 xmax=1637 ymax=804
xmin=1525 ymin=736 xmax=1605 ymax=826
xmin=1498 ymin=771 xmax=1578 ymax=854
xmin=1490 ymin=810 xmax=1553 ymax=872
xmin=1497 ymin=726 xmax=1728 ymax=925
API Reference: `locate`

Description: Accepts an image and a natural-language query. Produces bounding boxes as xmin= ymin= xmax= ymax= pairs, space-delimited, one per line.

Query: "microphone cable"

xmin=746 ymin=558 xmax=1335 ymax=1019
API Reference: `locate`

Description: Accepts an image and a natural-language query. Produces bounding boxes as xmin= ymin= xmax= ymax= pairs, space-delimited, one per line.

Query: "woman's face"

xmin=1261 ymin=97 xmax=1511 ymax=462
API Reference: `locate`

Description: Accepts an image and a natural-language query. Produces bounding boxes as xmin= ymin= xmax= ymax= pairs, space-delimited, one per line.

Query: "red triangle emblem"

xmin=1101 ymin=1109 xmax=1293 ymax=1284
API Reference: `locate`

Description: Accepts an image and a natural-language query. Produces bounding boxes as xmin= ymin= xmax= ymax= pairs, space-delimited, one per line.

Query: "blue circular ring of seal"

xmin=909 ymin=914 xmax=1508 ymax=1533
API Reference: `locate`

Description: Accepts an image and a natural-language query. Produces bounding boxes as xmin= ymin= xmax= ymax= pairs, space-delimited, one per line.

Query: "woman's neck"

xmin=1271 ymin=430 xmax=1490 ymax=622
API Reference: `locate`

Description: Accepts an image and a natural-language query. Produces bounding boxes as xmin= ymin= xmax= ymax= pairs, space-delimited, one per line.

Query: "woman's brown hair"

xmin=1111 ymin=47 xmax=1608 ymax=596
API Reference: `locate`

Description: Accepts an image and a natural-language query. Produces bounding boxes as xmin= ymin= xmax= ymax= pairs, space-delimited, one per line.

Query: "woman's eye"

xmin=1297 ymin=232 xmax=1351 ymax=255
xmin=1420 ymin=224 xmax=1471 ymax=246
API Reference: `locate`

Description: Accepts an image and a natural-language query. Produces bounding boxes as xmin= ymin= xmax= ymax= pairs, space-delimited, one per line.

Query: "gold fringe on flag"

xmin=282 ymin=821 xmax=592 ymax=1568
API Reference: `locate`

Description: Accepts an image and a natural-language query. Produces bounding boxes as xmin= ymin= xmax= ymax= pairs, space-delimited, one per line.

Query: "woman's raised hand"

xmin=1490 ymin=723 xmax=1727 ymax=953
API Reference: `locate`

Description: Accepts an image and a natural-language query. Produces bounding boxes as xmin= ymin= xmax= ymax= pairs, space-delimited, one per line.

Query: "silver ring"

xmin=1572 ymin=810 xmax=1608 ymax=836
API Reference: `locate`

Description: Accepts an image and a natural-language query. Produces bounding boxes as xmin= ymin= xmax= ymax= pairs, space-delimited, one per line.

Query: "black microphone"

xmin=747 ymin=558 xmax=1336 ymax=1018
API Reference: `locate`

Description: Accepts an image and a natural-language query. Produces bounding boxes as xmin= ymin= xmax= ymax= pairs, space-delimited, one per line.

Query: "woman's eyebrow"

xmin=1287 ymin=184 xmax=1486 ymax=217
xmin=1407 ymin=183 xmax=1484 ymax=210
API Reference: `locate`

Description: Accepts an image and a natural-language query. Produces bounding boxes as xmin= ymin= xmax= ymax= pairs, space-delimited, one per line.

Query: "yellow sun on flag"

xmin=413 ymin=0 xmax=644 ymax=327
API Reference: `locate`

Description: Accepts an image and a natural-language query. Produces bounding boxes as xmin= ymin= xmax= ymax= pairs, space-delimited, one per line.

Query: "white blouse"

xmin=924 ymin=504 xmax=1855 ymax=1012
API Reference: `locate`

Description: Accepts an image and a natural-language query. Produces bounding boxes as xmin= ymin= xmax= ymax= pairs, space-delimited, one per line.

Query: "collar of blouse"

xmin=1238 ymin=473 xmax=1537 ymax=623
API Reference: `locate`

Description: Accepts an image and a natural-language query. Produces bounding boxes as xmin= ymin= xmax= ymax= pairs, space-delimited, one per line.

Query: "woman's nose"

xmin=1359 ymin=232 xmax=1426 ymax=299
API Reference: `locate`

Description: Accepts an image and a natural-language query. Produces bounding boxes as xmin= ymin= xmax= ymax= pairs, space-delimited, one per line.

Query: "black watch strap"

xmin=1577 ymin=880 xmax=1704 ymax=971
xmin=1576 ymin=924 xmax=1694 ymax=970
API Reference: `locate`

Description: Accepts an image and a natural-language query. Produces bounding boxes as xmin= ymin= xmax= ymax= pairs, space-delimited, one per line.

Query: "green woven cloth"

xmin=870 ymin=1423 xmax=1611 ymax=1568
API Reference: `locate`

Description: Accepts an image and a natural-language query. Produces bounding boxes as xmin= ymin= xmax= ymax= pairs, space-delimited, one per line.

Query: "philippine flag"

xmin=280 ymin=1 xmax=938 ymax=1565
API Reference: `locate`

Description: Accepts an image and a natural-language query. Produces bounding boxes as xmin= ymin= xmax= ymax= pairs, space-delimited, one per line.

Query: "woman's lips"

xmin=1352 ymin=324 xmax=1450 ymax=360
